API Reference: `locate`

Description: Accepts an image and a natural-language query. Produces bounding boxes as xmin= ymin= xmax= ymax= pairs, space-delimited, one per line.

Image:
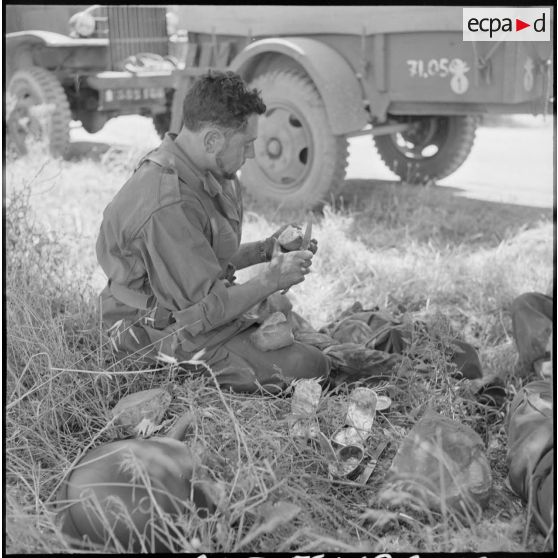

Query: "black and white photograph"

xmin=4 ymin=4 xmax=555 ymax=554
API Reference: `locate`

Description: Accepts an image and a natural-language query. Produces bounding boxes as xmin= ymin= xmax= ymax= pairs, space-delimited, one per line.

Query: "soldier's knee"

xmin=209 ymin=352 xmax=260 ymax=393
xmin=511 ymin=291 xmax=553 ymax=321
xmin=282 ymin=342 xmax=331 ymax=381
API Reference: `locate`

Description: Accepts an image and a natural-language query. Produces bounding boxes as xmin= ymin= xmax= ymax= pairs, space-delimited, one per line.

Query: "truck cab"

xmin=6 ymin=5 xmax=185 ymax=157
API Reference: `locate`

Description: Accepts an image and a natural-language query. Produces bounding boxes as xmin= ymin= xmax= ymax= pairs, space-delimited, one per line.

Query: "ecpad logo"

xmin=463 ymin=8 xmax=550 ymax=42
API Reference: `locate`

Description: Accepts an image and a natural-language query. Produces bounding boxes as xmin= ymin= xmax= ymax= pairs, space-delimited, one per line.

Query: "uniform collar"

xmin=159 ymin=133 xmax=224 ymax=198
xmin=158 ymin=133 xmax=241 ymax=222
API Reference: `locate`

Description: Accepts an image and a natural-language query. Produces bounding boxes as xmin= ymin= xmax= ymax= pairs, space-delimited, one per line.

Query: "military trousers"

xmin=108 ymin=307 xmax=330 ymax=394
xmin=506 ymin=292 xmax=554 ymax=543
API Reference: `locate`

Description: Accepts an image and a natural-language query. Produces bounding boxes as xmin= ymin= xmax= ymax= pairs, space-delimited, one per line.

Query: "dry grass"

xmin=4 ymin=140 xmax=553 ymax=553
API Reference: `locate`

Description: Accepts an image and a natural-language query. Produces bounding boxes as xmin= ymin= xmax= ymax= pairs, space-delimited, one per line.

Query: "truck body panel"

xmin=175 ymin=5 xmax=553 ymax=205
xmin=177 ymin=5 xmax=463 ymax=36
xmin=179 ymin=5 xmax=552 ymax=120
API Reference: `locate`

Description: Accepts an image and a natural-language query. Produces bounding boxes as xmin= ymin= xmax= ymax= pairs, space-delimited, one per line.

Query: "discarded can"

xmin=289 ymin=378 xmax=322 ymax=440
xmin=328 ymin=444 xmax=365 ymax=479
xmin=347 ymin=387 xmax=378 ymax=431
xmin=331 ymin=426 xmax=365 ymax=447
xmin=376 ymin=395 xmax=392 ymax=411
xmin=332 ymin=387 xmax=378 ymax=447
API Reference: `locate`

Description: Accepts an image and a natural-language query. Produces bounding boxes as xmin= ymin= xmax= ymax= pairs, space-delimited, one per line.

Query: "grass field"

xmin=4 ymin=129 xmax=554 ymax=553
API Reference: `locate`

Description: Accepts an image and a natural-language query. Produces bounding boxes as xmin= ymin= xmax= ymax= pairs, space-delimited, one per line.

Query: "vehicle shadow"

xmin=335 ymin=178 xmax=553 ymax=250
xmin=244 ymin=177 xmax=552 ymax=250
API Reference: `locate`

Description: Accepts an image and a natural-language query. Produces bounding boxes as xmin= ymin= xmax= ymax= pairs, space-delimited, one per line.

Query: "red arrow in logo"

xmin=516 ymin=18 xmax=530 ymax=31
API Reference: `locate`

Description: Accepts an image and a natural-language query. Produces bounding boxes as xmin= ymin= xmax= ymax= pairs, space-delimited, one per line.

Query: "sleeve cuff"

xmin=173 ymin=280 xmax=230 ymax=336
xmin=261 ymin=238 xmax=274 ymax=262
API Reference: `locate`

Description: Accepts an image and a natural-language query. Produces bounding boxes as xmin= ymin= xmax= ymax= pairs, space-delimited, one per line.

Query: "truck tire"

xmin=241 ymin=70 xmax=348 ymax=207
xmin=373 ymin=115 xmax=478 ymax=184
xmin=7 ymin=66 xmax=71 ymax=158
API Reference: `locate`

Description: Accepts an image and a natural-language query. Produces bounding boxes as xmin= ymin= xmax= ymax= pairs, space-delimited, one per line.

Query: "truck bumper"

xmin=86 ymin=71 xmax=175 ymax=112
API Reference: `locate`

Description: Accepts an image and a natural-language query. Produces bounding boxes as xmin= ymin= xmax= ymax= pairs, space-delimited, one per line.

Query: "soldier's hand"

xmin=308 ymin=238 xmax=318 ymax=255
xmin=266 ymin=239 xmax=313 ymax=291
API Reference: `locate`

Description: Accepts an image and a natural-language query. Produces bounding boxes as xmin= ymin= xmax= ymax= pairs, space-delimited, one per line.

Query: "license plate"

xmin=102 ymin=87 xmax=165 ymax=107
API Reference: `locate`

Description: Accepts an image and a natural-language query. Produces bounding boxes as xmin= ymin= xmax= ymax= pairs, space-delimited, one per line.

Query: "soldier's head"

xmin=181 ymin=70 xmax=266 ymax=179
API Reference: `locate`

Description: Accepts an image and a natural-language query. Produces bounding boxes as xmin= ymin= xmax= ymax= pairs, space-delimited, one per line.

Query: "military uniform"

xmin=506 ymin=292 xmax=554 ymax=542
xmin=96 ymin=133 xmax=328 ymax=392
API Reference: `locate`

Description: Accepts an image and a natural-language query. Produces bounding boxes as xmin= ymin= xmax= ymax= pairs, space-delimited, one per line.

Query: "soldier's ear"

xmin=203 ymin=128 xmax=224 ymax=154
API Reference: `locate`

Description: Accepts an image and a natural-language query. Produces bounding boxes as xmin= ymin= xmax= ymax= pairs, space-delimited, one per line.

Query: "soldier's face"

xmin=215 ymin=114 xmax=258 ymax=180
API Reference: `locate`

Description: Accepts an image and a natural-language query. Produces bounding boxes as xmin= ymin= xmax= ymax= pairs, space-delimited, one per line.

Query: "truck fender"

xmin=230 ymin=37 xmax=368 ymax=135
xmin=6 ymin=31 xmax=107 ymax=75
xmin=6 ymin=30 xmax=107 ymax=50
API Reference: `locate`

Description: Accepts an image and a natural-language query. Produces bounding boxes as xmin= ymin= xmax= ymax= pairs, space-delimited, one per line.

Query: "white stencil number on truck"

xmin=406 ymin=57 xmax=471 ymax=94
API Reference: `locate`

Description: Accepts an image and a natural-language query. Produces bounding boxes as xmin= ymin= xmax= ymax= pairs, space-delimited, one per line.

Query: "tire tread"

xmin=374 ymin=115 xmax=478 ymax=183
xmin=245 ymin=69 xmax=348 ymax=206
xmin=9 ymin=66 xmax=71 ymax=157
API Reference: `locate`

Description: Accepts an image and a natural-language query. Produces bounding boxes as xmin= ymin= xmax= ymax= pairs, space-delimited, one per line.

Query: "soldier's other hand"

xmin=267 ymin=240 xmax=313 ymax=291
xmin=263 ymin=222 xmax=301 ymax=260
xmin=308 ymin=238 xmax=318 ymax=255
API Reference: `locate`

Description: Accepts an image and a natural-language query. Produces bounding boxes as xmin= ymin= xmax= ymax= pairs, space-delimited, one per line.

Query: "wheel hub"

xmin=266 ymin=138 xmax=282 ymax=159
xmin=403 ymin=119 xmax=437 ymax=146
xmin=392 ymin=116 xmax=447 ymax=160
xmin=255 ymin=104 xmax=312 ymax=187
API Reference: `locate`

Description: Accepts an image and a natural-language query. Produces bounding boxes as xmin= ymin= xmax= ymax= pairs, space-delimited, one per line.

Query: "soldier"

xmin=506 ymin=291 xmax=554 ymax=545
xmin=96 ymin=70 xmax=328 ymax=393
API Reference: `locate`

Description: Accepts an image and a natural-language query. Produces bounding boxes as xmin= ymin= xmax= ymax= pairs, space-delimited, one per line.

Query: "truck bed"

xmin=176 ymin=5 xmax=463 ymax=37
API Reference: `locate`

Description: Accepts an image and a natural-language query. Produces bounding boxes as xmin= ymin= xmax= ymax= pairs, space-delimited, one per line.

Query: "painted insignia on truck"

xmin=406 ymin=57 xmax=471 ymax=94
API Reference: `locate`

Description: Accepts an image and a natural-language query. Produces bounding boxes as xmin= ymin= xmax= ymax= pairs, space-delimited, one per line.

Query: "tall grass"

xmin=4 ymin=145 xmax=553 ymax=553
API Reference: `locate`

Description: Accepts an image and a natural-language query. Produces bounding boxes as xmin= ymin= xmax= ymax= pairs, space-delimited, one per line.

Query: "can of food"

xmin=290 ymin=378 xmax=322 ymax=439
xmin=332 ymin=425 xmax=366 ymax=447
xmin=376 ymin=395 xmax=392 ymax=411
xmin=331 ymin=387 xmax=380 ymax=447
xmin=328 ymin=444 xmax=365 ymax=479
xmin=346 ymin=387 xmax=378 ymax=436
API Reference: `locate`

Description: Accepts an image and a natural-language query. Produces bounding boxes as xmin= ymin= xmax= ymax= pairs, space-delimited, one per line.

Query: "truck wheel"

xmin=241 ymin=70 xmax=348 ymax=207
xmin=373 ymin=115 xmax=478 ymax=183
xmin=7 ymin=66 xmax=71 ymax=158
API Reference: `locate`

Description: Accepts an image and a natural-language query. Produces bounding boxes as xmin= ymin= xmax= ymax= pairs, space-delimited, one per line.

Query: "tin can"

xmin=332 ymin=387 xmax=378 ymax=447
xmin=328 ymin=444 xmax=365 ymax=479
xmin=290 ymin=378 xmax=322 ymax=439
xmin=347 ymin=387 xmax=378 ymax=432
xmin=376 ymin=395 xmax=392 ymax=411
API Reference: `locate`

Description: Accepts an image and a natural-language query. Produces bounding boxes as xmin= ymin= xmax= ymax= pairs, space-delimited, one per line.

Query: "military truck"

xmin=169 ymin=5 xmax=553 ymax=207
xmin=5 ymin=5 xmax=186 ymax=157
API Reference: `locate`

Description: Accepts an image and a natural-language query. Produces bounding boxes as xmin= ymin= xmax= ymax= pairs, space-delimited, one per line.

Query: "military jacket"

xmin=96 ymin=133 xmax=244 ymax=337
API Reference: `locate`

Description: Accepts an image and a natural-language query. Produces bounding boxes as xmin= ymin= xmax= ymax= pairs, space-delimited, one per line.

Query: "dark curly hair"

xmin=182 ymin=70 xmax=266 ymax=134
